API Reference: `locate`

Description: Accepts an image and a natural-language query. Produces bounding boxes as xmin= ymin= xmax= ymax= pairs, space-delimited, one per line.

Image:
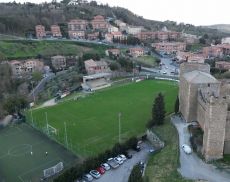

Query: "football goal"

xmin=43 ymin=162 xmax=64 ymax=178
xmin=47 ymin=124 xmax=58 ymax=135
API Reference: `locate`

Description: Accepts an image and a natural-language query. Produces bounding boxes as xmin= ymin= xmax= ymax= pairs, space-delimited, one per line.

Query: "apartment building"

xmin=91 ymin=15 xmax=109 ymax=31
xmin=129 ymin=47 xmax=145 ymax=57
xmin=152 ymin=42 xmax=186 ymax=53
xmin=51 ymin=25 xmax=62 ymax=38
xmin=35 ymin=25 xmax=46 ymax=39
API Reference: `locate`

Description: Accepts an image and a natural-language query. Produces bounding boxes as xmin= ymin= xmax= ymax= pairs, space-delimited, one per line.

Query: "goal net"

xmin=43 ymin=162 xmax=64 ymax=178
xmin=47 ymin=124 xmax=58 ymax=135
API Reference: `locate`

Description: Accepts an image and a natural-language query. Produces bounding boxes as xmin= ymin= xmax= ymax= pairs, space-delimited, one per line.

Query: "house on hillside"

xmin=51 ymin=55 xmax=66 ymax=70
xmin=10 ymin=59 xmax=44 ymax=76
xmin=51 ymin=25 xmax=62 ymax=38
xmin=84 ymin=59 xmax=110 ymax=75
xmin=91 ymin=15 xmax=109 ymax=31
xmin=129 ymin=48 xmax=145 ymax=57
xmin=35 ymin=25 xmax=46 ymax=39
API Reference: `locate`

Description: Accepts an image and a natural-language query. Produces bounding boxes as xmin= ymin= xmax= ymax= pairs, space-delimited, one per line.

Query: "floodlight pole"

xmin=45 ymin=112 xmax=49 ymax=135
xmin=30 ymin=108 xmax=34 ymax=126
xmin=64 ymin=122 xmax=68 ymax=149
xmin=118 ymin=112 xmax=121 ymax=143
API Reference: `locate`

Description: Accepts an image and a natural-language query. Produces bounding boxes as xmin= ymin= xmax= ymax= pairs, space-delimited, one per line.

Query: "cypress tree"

xmin=152 ymin=92 xmax=166 ymax=125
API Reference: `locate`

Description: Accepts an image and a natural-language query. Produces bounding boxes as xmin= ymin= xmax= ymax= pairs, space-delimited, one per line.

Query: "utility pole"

xmin=64 ymin=122 xmax=68 ymax=149
xmin=118 ymin=112 xmax=121 ymax=143
xmin=45 ymin=112 xmax=49 ymax=135
xmin=30 ymin=108 xmax=34 ymax=126
xmin=31 ymin=81 xmax=36 ymax=104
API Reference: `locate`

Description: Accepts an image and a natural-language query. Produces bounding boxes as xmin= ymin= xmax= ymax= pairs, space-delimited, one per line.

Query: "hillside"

xmin=205 ymin=24 xmax=230 ymax=33
xmin=0 ymin=40 xmax=109 ymax=60
xmin=0 ymin=1 xmax=229 ymax=38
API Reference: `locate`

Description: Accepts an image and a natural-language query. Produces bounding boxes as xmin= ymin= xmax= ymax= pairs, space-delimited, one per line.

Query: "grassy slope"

xmin=145 ymin=118 xmax=192 ymax=182
xmin=0 ymin=40 xmax=109 ymax=59
xmin=136 ymin=55 xmax=157 ymax=67
xmin=28 ymin=80 xmax=178 ymax=157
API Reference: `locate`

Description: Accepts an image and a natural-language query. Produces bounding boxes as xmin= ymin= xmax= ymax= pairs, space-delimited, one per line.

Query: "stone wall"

xmin=224 ymin=111 xmax=230 ymax=154
xmin=179 ymin=76 xmax=190 ymax=121
xmin=202 ymin=97 xmax=228 ymax=161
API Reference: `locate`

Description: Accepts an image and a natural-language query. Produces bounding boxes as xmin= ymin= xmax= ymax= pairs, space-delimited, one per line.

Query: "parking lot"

xmin=93 ymin=142 xmax=153 ymax=182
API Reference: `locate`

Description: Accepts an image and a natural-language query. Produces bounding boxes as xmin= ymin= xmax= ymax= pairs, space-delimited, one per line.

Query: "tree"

xmin=174 ymin=96 xmax=179 ymax=114
xmin=199 ymin=38 xmax=206 ymax=44
xmin=3 ymin=96 xmax=28 ymax=114
xmin=151 ymin=93 xmax=166 ymax=126
xmin=32 ymin=71 xmax=43 ymax=83
xmin=98 ymin=31 xmax=103 ymax=40
xmin=128 ymin=164 xmax=143 ymax=182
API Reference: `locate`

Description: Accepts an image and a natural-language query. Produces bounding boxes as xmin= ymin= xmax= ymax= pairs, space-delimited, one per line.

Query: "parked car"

xmin=114 ymin=156 xmax=123 ymax=165
xmin=135 ymin=145 xmax=141 ymax=152
xmin=127 ymin=153 xmax=133 ymax=159
xmin=149 ymin=148 xmax=154 ymax=153
xmin=107 ymin=158 xmax=119 ymax=168
xmin=182 ymin=144 xmax=192 ymax=154
xmin=101 ymin=163 xmax=110 ymax=171
xmin=139 ymin=161 xmax=145 ymax=174
xmin=89 ymin=170 xmax=101 ymax=179
xmin=82 ymin=174 xmax=93 ymax=182
xmin=118 ymin=154 xmax=127 ymax=161
xmin=96 ymin=166 xmax=105 ymax=175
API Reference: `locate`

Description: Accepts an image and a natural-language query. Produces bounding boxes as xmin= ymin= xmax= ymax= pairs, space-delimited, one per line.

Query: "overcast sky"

xmin=1 ymin=0 xmax=229 ymax=26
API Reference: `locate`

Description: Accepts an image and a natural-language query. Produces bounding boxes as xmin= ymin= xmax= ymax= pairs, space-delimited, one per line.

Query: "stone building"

xmin=51 ymin=55 xmax=66 ymax=70
xmin=179 ymin=63 xmax=230 ymax=161
xmin=10 ymin=59 xmax=44 ymax=76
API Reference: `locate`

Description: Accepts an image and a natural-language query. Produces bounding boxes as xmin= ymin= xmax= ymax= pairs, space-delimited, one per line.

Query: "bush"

xmin=128 ymin=164 xmax=143 ymax=182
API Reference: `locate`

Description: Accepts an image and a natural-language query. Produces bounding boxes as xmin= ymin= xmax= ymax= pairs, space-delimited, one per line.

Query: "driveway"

xmin=95 ymin=142 xmax=152 ymax=182
xmin=172 ymin=115 xmax=230 ymax=182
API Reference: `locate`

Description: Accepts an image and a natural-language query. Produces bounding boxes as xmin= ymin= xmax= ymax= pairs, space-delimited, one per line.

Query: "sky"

xmin=0 ymin=0 xmax=229 ymax=26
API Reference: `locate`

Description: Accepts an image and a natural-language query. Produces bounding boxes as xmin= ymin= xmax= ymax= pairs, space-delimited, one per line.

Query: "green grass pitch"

xmin=28 ymin=80 xmax=178 ymax=157
xmin=0 ymin=123 xmax=77 ymax=182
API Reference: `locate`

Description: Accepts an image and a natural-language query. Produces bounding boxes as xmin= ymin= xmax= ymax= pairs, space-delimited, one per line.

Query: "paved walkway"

xmin=172 ymin=115 xmax=230 ymax=182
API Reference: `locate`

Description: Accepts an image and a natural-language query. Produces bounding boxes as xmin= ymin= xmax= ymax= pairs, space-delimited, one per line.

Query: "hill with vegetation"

xmin=0 ymin=0 xmax=229 ymax=39
xmin=205 ymin=24 xmax=230 ymax=33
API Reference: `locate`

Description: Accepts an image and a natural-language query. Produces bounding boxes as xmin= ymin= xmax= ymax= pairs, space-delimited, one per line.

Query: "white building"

xmin=108 ymin=25 xmax=119 ymax=33
xmin=222 ymin=37 xmax=230 ymax=44
xmin=124 ymin=26 xmax=143 ymax=35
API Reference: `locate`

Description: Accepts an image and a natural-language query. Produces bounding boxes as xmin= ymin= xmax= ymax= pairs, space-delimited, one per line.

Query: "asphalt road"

xmin=94 ymin=142 xmax=153 ymax=182
xmin=172 ymin=115 xmax=230 ymax=182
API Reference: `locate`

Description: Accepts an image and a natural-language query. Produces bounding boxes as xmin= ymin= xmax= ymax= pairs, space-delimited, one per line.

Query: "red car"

xmin=96 ymin=166 xmax=105 ymax=175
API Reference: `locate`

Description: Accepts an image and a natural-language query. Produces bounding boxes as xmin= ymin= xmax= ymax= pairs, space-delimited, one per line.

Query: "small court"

xmin=0 ymin=123 xmax=78 ymax=182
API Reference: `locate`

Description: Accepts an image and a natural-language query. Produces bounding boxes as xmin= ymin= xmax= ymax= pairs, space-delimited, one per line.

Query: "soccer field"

xmin=0 ymin=123 xmax=77 ymax=182
xmin=29 ymin=80 xmax=178 ymax=157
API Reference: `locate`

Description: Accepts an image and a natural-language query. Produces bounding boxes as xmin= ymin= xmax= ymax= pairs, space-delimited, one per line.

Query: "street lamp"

xmin=118 ymin=112 xmax=121 ymax=143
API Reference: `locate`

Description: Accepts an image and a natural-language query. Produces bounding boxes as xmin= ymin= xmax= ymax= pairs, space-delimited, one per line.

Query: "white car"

xmin=101 ymin=163 xmax=110 ymax=171
xmin=118 ymin=154 xmax=127 ymax=162
xmin=82 ymin=174 xmax=93 ymax=181
xmin=114 ymin=156 xmax=123 ymax=165
xmin=182 ymin=144 xmax=192 ymax=154
xmin=89 ymin=170 xmax=101 ymax=179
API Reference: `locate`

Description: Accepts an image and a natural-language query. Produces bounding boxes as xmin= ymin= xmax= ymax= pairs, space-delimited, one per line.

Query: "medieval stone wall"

xmin=224 ymin=111 xmax=230 ymax=154
xmin=202 ymin=97 xmax=228 ymax=161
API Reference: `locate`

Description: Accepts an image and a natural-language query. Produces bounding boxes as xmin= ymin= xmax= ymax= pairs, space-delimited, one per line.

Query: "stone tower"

xmin=201 ymin=96 xmax=228 ymax=161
